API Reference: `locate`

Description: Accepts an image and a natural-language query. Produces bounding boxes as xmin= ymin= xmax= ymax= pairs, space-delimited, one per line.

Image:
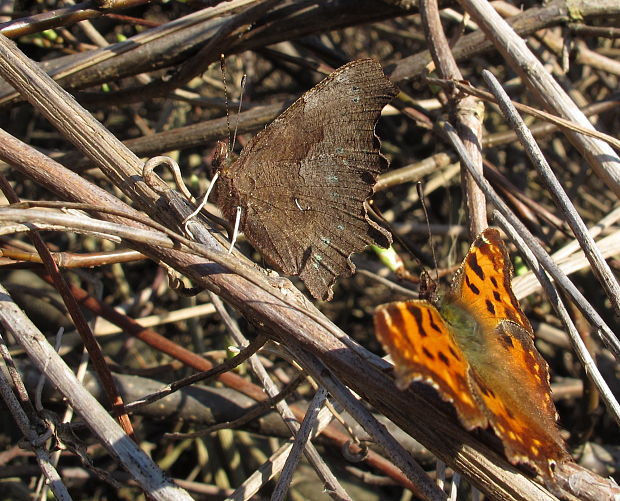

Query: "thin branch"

xmin=494 ymin=212 xmax=620 ymax=499
xmin=482 ymin=70 xmax=620 ymax=316
xmin=271 ymin=388 xmax=329 ymax=501
xmin=0 ymin=285 xmax=193 ymax=500
xmin=458 ymin=0 xmax=620 ymax=198
xmin=208 ymin=292 xmax=353 ymax=501
xmin=441 ymin=122 xmax=620 ymax=429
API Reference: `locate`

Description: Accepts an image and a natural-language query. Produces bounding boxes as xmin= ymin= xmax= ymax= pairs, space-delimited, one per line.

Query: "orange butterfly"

xmin=374 ymin=228 xmax=570 ymax=481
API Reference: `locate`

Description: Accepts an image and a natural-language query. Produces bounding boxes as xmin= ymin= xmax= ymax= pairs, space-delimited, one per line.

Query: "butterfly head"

xmin=209 ymin=140 xmax=233 ymax=176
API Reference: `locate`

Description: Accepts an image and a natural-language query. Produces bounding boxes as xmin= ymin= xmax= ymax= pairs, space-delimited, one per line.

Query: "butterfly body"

xmin=212 ymin=59 xmax=397 ymax=301
xmin=374 ymin=228 xmax=570 ymax=480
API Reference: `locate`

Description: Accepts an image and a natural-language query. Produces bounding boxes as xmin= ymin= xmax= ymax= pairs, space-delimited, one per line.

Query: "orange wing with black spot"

xmin=374 ymin=300 xmax=487 ymax=430
xmin=373 ymin=227 xmax=571 ymax=483
xmin=449 ymin=228 xmax=533 ymax=336
xmin=469 ymin=321 xmax=569 ymax=479
xmin=450 ymin=228 xmax=569 ymax=480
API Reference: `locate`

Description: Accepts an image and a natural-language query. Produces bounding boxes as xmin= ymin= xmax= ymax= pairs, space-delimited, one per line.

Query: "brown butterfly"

xmin=211 ymin=59 xmax=397 ymax=301
xmin=374 ymin=228 xmax=570 ymax=481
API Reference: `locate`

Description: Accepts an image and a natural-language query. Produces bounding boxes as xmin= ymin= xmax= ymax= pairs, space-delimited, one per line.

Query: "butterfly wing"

xmin=448 ymin=228 xmax=568 ymax=479
xmin=374 ymin=300 xmax=487 ymax=430
xmin=449 ymin=228 xmax=533 ymax=335
xmin=469 ymin=321 xmax=569 ymax=479
xmin=214 ymin=59 xmax=397 ymax=300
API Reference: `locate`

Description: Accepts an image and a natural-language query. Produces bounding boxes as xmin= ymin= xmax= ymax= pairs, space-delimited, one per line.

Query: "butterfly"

xmin=211 ymin=59 xmax=397 ymax=301
xmin=373 ymin=228 xmax=570 ymax=481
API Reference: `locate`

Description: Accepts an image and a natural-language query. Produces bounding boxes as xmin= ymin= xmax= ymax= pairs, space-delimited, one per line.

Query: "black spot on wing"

xmin=478 ymin=383 xmax=496 ymax=399
xmin=493 ymin=290 xmax=501 ymax=302
xmin=405 ymin=303 xmax=427 ymax=338
xmin=485 ymin=299 xmax=496 ymax=315
xmin=467 ymin=252 xmax=485 ymax=281
xmin=499 ymin=333 xmax=514 ymax=349
xmin=490 ymin=276 xmax=499 ymax=288
xmin=465 ymin=275 xmax=480 ymax=295
xmin=438 ymin=351 xmax=450 ymax=367
xmin=505 ymin=308 xmax=519 ymax=324
xmin=422 ymin=346 xmax=435 ymax=360
xmin=427 ymin=309 xmax=442 ymax=334
xmin=448 ymin=345 xmax=462 ymax=362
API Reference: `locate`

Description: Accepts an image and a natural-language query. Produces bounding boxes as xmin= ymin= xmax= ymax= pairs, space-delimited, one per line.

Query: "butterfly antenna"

xmin=417 ymin=181 xmax=439 ymax=282
xmin=231 ymin=73 xmax=246 ymax=151
xmin=220 ymin=54 xmax=233 ymax=152
xmin=369 ymin=202 xmax=432 ymax=285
